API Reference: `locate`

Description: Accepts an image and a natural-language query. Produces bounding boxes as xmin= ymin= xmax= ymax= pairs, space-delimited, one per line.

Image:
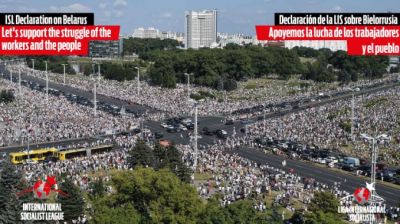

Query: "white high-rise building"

xmin=185 ymin=10 xmax=217 ymax=49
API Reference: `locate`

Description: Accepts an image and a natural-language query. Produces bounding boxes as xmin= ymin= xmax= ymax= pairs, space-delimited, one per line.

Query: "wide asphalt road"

xmin=232 ymin=148 xmax=400 ymax=206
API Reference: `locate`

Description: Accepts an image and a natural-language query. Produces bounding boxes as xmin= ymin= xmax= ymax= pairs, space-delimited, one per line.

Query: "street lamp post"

xmin=94 ymin=80 xmax=97 ymax=117
xmin=194 ymin=104 xmax=198 ymax=169
xmin=134 ymin=67 xmax=140 ymax=95
xmin=189 ymin=99 xmax=204 ymax=171
xmin=361 ymin=133 xmax=390 ymax=206
xmin=184 ymin=73 xmax=192 ymax=101
xmin=18 ymin=69 xmax=21 ymax=94
xmin=263 ymin=108 xmax=267 ymax=129
xmin=45 ymin=61 xmax=48 ymax=102
xmin=347 ymin=87 xmax=360 ymax=142
xmin=31 ymin=59 xmax=35 ymax=70
xmin=61 ymin=64 xmax=67 ymax=84
xmin=98 ymin=63 xmax=101 ymax=82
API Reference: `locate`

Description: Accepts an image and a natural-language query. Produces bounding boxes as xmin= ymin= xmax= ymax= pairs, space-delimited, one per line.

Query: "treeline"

xmin=26 ymin=56 xmax=76 ymax=74
xmin=0 ymin=90 xmax=14 ymax=103
xmin=146 ymin=45 xmax=304 ymax=89
xmin=144 ymin=45 xmax=389 ymax=89
xmin=123 ymin=38 xmax=182 ymax=56
xmin=301 ymin=49 xmax=388 ymax=84
xmin=80 ymin=61 xmax=145 ymax=81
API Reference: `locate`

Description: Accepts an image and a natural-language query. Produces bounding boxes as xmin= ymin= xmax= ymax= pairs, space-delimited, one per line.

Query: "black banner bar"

xmin=0 ymin=13 xmax=94 ymax=25
xmin=275 ymin=13 xmax=400 ymax=26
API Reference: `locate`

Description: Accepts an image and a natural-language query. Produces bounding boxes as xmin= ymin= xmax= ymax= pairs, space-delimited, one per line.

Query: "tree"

xmin=149 ymin=54 xmax=177 ymax=88
xmin=92 ymin=168 xmax=204 ymax=224
xmin=223 ymin=79 xmax=238 ymax=91
xmin=0 ymin=161 xmax=33 ymax=223
xmin=338 ymin=69 xmax=351 ymax=85
xmin=153 ymin=143 xmax=168 ymax=168
xmin=308 ymin=191 xmax=339 ymax=214
xmin=304 ymin=191 xmax=344 ymax=224
xmin=290 ymin=210 xmax=306 ymax=224
xmin=93 ymin=201 xmax=142 ymax=224
xmin=127 ymin=141 xmax=155 ymax=168
xmin=26 ymin=56 xmax=76 ymax=74
xmin=153 ymin=144 xmax=191 ymax=183
xmin=57 ymin=178 xmax=84 ymax=222
xmin=90 ymin=179 xmax=105 ymax=198
xmin=0 ymin=90 xmax=15 ymax=103
xmin=123 ymin=38 xmax=181 ymax=57
xmin=199 ymin=198 xmax=280 ymax=224
xmin=305 ymin=210 xmax=344 ymax=224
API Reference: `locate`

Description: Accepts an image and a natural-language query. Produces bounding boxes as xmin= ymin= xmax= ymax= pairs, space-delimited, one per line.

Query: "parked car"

xmin=154 ymin=132 xmax=164 ymax=139
xmin=215 ymin=129 xmax=228 ymax=139
xmin=225 ymin=119 xmax=234 ymax=125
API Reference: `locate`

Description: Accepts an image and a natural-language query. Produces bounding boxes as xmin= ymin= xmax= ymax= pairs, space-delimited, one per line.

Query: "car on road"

xmin=325 ymin=156 xmax=338 ymax=164
xmin=161 ymin=123 xmax=168 ymax=128
xmin=167 ymin=126 xmax=180 ymax=133
xmin=241 ymin=119 xmax=253 ymax=124
xmin=225 ymin=119 xmax=234 ymax=125
xmin=202 ymin=127 xmax=214 ymax=136
xmin=215 ymin=129 xmax=228 ymax=139
xmin=179 ymin=124 xmax=187 ymax=131
xmin=154 ymin=132 xmax=164 ymax=139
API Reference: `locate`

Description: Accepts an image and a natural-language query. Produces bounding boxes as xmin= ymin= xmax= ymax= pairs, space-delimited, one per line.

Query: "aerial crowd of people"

xmin=1 ymin=62 xmax=400 ymax=223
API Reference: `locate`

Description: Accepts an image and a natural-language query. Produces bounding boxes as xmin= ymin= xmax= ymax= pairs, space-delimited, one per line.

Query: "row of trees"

xmin=26 ymin=56 xmax=76 ymax=74
xmin=23 ymin=44 xmax=389 ymax=90
xmin=81 ymin=61 xmax=144 ymax=81
xmin=146 ymin=45 xmax=304 ymax=89
xmin=297 ymin=47 xmax=388 ymax=84
xmin=144 ymin=45 xmax=389 ymax=90
xmin=0 ymin=90 xmax=14 ymax=103
xmin=127 ymin=141 xmax=192 ymax=182
xmin=123 ymin=38 xmax=182 ymax=56
xmin=91 ymin=169 xmax=344 ymax=223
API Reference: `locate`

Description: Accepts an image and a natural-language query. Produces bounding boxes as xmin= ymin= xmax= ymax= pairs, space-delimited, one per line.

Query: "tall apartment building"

xmin=185 ymin=10 xmax=217 ymax=49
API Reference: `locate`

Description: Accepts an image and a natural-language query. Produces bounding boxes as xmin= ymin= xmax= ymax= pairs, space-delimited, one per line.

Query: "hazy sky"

xmin=1 ymin=0 xmax=399 ymax=35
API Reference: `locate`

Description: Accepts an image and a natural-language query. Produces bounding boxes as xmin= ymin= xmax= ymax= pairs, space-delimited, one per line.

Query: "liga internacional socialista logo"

xmin=338 ymin=182 xmax=386 ymax=223
xmin=16 ymin=176 xmax=67 ymax=221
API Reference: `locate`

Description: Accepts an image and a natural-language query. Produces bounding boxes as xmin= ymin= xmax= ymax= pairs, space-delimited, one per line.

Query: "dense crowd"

xmin=240 ymin=87 xmax=400 ymax=166
xmin=9 ymin=64 xmax=397 ymax=118
xmin=3 ymin=61 xmax=400 ymax=222
xmin=177 ymin=144 xmax=349 ymax=209
xmin=14 ymin=136 xmax=400 ymax=222
xmin=0 ymin=79 xmax=138 ymax=147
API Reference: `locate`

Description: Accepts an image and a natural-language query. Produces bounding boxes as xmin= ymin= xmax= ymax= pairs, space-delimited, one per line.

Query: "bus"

xmin=58 ymin=144 xmax=113 ymax=160
xmin=9 ymin=145 xmax=114 ymax=164
xmin=10 ymin=148 xmax=58 ymax=165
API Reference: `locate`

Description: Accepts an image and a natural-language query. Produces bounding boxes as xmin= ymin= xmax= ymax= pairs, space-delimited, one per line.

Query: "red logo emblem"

xmin=353 ymin=187 xmax=370 ymax=204
xmin=17 ymin=176 xmax=67 ymax=199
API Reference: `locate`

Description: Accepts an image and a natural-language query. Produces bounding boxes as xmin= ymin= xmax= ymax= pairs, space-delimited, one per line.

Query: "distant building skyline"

xmin=0 ymin=0 xmax=399 ymax=36
xmin=131 ymin=27 xmax=184 ymax=42
xmin=285 ymin=40 xmax=347 ymax=52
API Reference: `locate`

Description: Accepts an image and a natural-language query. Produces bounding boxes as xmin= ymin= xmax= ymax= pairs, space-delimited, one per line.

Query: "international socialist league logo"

xmin=17 ymin=176 xmax=67 ymax=199
xmin=353 ymin=187 xmax=371 ymax=204
xmin=33 ymin=176 xmax=57 ymax=199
